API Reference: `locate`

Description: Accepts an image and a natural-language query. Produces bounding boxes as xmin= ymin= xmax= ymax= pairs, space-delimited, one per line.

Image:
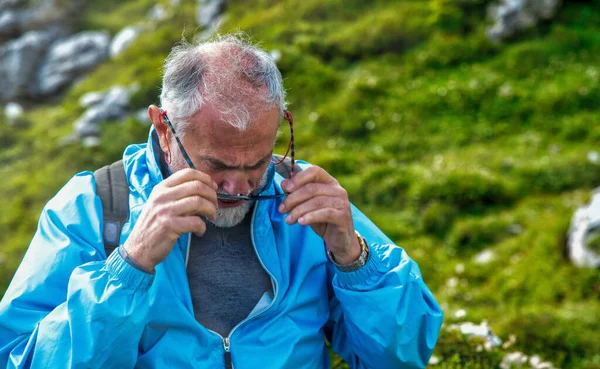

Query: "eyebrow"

xmin=200 ymin=153 xmax=272 ymax=171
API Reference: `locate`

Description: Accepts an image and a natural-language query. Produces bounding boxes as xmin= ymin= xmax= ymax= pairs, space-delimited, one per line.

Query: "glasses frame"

xmin=160 ymin=109 xmax=295 ymax=201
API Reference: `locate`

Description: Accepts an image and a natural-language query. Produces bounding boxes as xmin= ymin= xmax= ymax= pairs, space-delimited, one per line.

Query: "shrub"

xmin=420 ymin=201 xmax=458 ymax=237
xmin=411 ymin=168 xmax=516 ymax=211
xmin=515 ymin=157 xmax=600 ymax=194
xmin=447 ymin=216 xmax=515 ymax=254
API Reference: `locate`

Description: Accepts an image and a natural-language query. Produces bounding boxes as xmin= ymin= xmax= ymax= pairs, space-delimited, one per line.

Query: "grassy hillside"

xmin=1 ymin=0 xmax=599 ymax=367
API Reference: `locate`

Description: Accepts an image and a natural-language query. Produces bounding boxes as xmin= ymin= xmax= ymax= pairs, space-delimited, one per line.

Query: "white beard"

xmin=210 ymin=168 xmax=270 ymax=228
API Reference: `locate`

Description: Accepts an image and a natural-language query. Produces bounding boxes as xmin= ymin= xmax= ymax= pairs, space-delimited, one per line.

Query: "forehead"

xmin=184 ymin=103 xmax=280 ymax=160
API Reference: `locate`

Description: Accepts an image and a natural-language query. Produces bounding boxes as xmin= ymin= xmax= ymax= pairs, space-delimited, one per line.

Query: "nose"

xmin=220 ymin=171 xmax=251 ymax=195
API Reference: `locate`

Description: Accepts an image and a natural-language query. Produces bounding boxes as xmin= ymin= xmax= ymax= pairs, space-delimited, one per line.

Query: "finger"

xmin=281 ymin=166 xmax=337 ymax=193
xmin=162 ymin=168 xmax=218 ymax=191
xmin=171 ymin=195 xmax=217 ymax=221
xmin=284 ymin=195 xmax=346 ymax=225
xmin=294 ymin=208 xmax=347 ymax=227
xmin=279 ymin=183 xmax=342 ymax=214
xmin=170 ymin=214 xmax=207 ymax=236
xmin=166 ymin=179 xmax=218 ymax=207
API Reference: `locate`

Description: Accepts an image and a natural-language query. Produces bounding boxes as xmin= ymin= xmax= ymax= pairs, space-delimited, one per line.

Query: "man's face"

xmin=167 ymin=102 xmax=280 ymax=228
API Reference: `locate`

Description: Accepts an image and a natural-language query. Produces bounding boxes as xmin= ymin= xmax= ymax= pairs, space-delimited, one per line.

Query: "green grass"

xmin=1 ymin=0 xmax=600 ymax=367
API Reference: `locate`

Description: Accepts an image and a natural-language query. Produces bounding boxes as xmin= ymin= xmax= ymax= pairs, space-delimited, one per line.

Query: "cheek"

xmin=168 ymin=154 xmax=189 ymax=174
xmin=249 ymin=171 xmax=263 ymax=186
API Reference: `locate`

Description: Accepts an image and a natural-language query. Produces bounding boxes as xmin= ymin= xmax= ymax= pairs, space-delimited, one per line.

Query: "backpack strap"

xmin=94 ymin=160 xmax=130 ymax=258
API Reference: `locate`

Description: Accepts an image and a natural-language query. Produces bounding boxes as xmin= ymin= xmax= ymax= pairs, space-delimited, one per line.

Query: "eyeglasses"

xmin=160 ymin=109 xmax=295 ymax=201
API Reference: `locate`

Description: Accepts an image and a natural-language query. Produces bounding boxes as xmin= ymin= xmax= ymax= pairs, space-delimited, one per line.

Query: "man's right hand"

xmin=122 ymin=168 xmax=218 ymax=273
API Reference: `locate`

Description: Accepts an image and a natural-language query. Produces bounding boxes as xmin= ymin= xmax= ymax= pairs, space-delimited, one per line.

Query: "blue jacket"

xmin=0 ymin=128 xmax=443 ymax=369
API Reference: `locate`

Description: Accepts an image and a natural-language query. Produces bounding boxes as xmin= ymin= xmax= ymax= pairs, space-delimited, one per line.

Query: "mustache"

xmin=217 ymin=189 xmax=254 ymax=196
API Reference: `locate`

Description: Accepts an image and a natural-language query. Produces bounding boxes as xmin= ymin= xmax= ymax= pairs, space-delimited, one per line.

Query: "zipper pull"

xmin=223 ymin=337 xmax=232 ymax=369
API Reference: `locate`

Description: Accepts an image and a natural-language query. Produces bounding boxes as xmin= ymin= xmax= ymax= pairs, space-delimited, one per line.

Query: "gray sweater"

xmin=186 ymin=209 xmax=272 ymax=337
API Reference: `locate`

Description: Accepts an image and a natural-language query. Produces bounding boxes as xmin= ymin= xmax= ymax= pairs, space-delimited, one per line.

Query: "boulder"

xmin=36 ymin=31 xmax=110 ymax=96
xmin=566 ymin=189 xmax=600 ymax=268
xmin=196 ymin=0 xmax=226 ymax=29
xmin=110 ymin=25 xmax=144 ymax=58
xmin=73 ymin=84 xmax=138 ymax=138
xmin=487 ymin=0 xmax=562 ymax=42
xmin=0 ymin=0 xmax=66 ymax=41
xmin=0 ymin=29 xmax=57 ymax=101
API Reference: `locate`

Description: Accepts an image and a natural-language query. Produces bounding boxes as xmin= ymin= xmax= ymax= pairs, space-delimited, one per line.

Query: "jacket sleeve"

xmin=0 ymin=172 xmax=154 ymax=369
xmin=324 ymin=204 xmax=444 ymax=369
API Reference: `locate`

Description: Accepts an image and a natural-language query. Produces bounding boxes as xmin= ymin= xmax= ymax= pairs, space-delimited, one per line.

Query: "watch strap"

xmin=327 ymin=230 xmax=370 ymax=272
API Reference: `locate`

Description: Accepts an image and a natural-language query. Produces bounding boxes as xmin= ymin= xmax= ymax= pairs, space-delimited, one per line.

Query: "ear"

xmin=148 ymin=105 xmax=170 ymax=153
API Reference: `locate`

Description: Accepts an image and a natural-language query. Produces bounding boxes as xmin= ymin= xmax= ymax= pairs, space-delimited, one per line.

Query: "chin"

xmin=210 ymin=200 xmax=254 ymax=228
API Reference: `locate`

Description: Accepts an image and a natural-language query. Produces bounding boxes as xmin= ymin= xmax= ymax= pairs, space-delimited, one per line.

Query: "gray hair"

xmin=159 ymin=33 xmax=287 ymax=135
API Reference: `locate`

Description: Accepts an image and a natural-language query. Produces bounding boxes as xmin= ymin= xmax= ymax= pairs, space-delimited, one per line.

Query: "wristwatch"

xmin=327 ymin=230 xmax=370 ymax=272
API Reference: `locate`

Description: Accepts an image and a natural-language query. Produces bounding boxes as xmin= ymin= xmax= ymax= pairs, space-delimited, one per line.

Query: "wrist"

xmin=331 ymin=234 xmax=362 ymax=265
xmin=327 ymin=230 xmax=370 ymax=272
xmin=122 ymin=242 xmax=156 ymax=273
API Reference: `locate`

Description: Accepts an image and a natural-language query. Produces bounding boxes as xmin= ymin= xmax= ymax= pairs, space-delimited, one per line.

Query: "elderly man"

xmin=0 ymin=35 xmax=443 ymax=368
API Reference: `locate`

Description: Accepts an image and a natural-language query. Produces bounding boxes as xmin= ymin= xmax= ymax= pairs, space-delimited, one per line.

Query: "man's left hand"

xmin=279 ymin=166 xmax=361 ymax=265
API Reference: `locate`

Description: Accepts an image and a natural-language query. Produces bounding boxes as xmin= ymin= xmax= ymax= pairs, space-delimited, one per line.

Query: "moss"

xmin=410 ymin=168 xmax=516 ymax=211
xmin=421 ymin=201 xmax=458 ymax=237
xmin=447 ymin=216 xmax=516 ymax=254
xmin=2 ymin=0 xmax=600 ymax=367
xmin=585 ymin=232 xmax=600 ymax=253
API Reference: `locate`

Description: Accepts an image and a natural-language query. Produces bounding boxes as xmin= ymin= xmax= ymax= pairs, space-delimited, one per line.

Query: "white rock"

xmin=148 ymin=4 xmax=167 ymax=21
xmin=501 ymin=352 xmax=529 ymax=369
xmin=501 ymin=351 xmax=557 ymax=369
xmin=135 ymin=108 xmax=149 ymax=125
xmin=428 ymin=355 xmax=440 ymax=365
xmin=110 ymin=26 xmax=143 ymax=58
xmin=487 ymin=0 xmax=562 ymax=42
xmin=82 ymin=135 xmax=100 ymax=147
xmin=0 ymin=0 xmax=65 ymax=38
xmin=73 ymin=84 xmax=137 ymax=138
xmin=446 ymin=277 xmax=459 ymax=288
xmin=270 ymin=49 xmax=281 ymax=62
xmin=79 ymin=91 xmax=105 ymax=107
xmin=4 ymin=101 xmax=23 ymax=121
xmin=37 ymin=31 xmax=110 ymax=96
xmin=474 ymin=249 xmax=495 ymax=264
xmin=587 ymin=151 xmax=599 ymax=164
xmin=454 ymin=309 xmax=467 ymax=319
xmin=450 ymin=321 xmax=502 ymax=348
xmin=196 ymin=0 xmax=225 ymax=28
xmin=0 ymin=29 xmax=58 ymax=100
xmin=567 ymin=189 xmax=600 ymax=268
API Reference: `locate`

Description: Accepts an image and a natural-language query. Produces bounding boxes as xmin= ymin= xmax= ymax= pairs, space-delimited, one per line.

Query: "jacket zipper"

xmin=204 ymin=204 xmax=280 ymax=369
xmin=223 ymin=337 xmax=232 ymax=369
